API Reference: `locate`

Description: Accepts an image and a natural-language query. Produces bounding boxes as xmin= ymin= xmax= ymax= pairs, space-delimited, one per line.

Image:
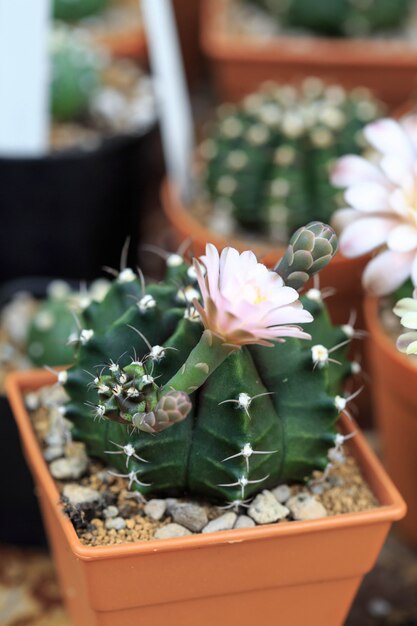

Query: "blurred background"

xmin=0 ymin=1 xmax=416 ymax=624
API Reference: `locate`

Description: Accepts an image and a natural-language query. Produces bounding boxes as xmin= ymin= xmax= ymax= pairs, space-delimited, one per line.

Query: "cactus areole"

xmin=63 ymin=223 xmax=355 ymax=504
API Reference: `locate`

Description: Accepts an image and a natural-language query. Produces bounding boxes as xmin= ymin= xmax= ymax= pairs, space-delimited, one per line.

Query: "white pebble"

xmin=286 ymin=494 xmax=327 ymax=520
xmin=154 ymin=523 xmax=192 ymax=540
xmin=144 ymin=499 xmax=167 ymax=521
xmin=272 ymin=484 xmax=291 ymax=503
xmin=202 ymin=512 xmax=237 ymax=533
xmin=248 ymin=490 xmax=290 ymax=524
xmin=62 ymin=484 xmax=101 ymax=506
xmin=234 ymin=515 xmax=255 ymax=529
xmin=105 ymin=517 xmax=126 ymax=531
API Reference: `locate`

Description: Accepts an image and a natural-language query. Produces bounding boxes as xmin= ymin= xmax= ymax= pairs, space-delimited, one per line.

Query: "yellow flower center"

xmin=242 ymin=284 xmax=267 ymax=305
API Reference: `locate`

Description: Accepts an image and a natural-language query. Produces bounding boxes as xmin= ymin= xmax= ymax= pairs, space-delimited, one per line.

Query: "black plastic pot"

xmin=0 ymin=125 xmax=157 ymax=284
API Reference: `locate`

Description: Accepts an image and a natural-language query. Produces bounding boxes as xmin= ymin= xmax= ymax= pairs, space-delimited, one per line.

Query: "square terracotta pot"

xmin=364 ymin=296 xmax=417 ymax=549
xmin=6 ymin=369 xmax=406 ymax=626
xmin=202 ymin=0 xmax=417 ymax=107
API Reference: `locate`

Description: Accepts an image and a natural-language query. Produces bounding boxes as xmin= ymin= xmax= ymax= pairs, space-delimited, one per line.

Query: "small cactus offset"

xmin=60 ymin=225 xmax=359 ymax=505
xmin=250 ymin=0 xmax=411 ymax=36
xmin=200 ymin=79 xmax=384 ymax=242
xmin=53 ymin=0 xmax=108 ymax=22
xmin=51 ymin=26 xmax=103 ymax=122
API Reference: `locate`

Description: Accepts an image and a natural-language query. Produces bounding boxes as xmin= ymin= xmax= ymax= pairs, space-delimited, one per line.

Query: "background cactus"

xmin=249 ymin=0 xmax=412 ymax=36
xmin=62 ymin=226 xmax=357 ymax=504
xmin=200 ymin=79 xmax=384 ymax=243
xmin=51 ymin=26 xmax=103 ymax=122
xmin=26 ymin=280 xmax=110 ymax=368
xmin=53 ymin=0 xmax=108 ymax=22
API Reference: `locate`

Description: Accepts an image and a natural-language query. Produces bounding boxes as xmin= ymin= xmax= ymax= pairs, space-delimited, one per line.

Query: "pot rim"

xmin=364 ymin=295 xmax=417 ymax=374
xmin=161 ymin=177 xmax=366 ymax=269
xmin=201 ymin=0 xmax=417 ymax=66
xmin=6 ymin=368 xmax=406 ymax=562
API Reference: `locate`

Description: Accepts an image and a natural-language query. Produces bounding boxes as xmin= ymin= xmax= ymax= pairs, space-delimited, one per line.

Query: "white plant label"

xmin=141 ymin=0 xmax=194 ymax=200
xmin=0 ymin=0 xmax=50 ymax=155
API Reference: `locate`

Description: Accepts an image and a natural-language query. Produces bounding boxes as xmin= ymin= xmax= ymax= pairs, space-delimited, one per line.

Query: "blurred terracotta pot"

xmin=6 ymin=369 xmax=406 ymax=626
xmin=201 ymin=0 xmax=417 ymax=107
xmin=95 ymin=26 xmax=147 ymax=60
xmin=364 ymin=296 xmax=417 ymax=549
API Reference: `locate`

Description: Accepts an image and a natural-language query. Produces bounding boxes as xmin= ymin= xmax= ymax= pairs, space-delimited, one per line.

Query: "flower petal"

xmin=397 ymin=331 xmax=417 ymax=354
xmin=339 ymin=217 xmax=397 ymax=258
xmin=393 ymin=297 xmax=417 ymax=317
xmin=387 ymin=224 xmax=417 ymax=253
xmin=345 ymin=182 xmax=391 ymax=213
xmin=331 ymin=208 xmax=360 ymax=233
xmin=331 ymin=155 xmax=384 ymax=187
xmin=363 ymin=249 xmax=414 ymax=296
xmin=364 ymin=118 xmax=415 ymax=163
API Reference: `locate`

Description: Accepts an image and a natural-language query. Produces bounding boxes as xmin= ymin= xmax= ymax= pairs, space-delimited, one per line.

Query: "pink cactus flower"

xmin=331 ymin=115 xmax=417 ymax=296
xmin=193 ymin=244 xmax=313 ymax=347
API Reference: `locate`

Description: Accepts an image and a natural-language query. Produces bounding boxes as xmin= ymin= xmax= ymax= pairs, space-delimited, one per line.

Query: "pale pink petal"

xmin=387 ymin=224 xmax=417 ymax=252
xmin=397 ymin=331 xmax=417 ymax=354
xmin=411 ymin=254 xmax=417 ymax=287
xmin=345 ymin=182 xmax=391 ymax=213
xmin=331 ymin=155 xmax=384 ymax=187
xmin=339 ymin=217 xmax=397 ymax=258
xmin=400 ymin=114 xmax=417 ymax=153
xmin=331 ymin=208 xmax=360 ymax=233
xmin=364 ymin=118 xmax=415 ymax=163
xmin=202 ymin=244 xmax=220 ymax=297
xmin=380 ymin=155 xmax=413 ymax=187
xmin=363 ymin=250 xmax=414 ymax=296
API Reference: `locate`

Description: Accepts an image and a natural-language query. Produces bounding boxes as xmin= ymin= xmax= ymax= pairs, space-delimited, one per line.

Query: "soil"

xmin=29 ymin=386 xmax=377 ymax=547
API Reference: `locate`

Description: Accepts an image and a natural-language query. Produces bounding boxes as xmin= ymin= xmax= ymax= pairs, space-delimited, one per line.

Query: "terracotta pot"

xmin=201 ymin=0 xmax=417 ymax=107
xmin=94 ymin=27 xmax=147 ymax=61
xmin=6 ymin=369 xmax=405 ymax=626
xmin=364 ymin=296 xmax=417 ymax=549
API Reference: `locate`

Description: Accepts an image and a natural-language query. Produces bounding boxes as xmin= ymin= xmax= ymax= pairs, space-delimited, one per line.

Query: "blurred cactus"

xmin=51 ymin=26 xmax=103 ymax=122
xmin=200 ymin=79 xmax=383 ymax=242
xmin=251 ymin=0 xmax=411 ymax=36
xmin=53 ymin=0 xmax=108 ymax=22
xmin=27 ymin=279 xmax=110 ymax=367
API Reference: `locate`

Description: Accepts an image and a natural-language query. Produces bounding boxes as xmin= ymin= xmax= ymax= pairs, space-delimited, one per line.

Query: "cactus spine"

xmin=201 ymin=80 xmax=383 ymax=242
xmin=63 ymin=225 xmax=355 ymax=504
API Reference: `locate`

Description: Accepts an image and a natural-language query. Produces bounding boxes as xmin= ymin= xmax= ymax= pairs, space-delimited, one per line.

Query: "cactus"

xmin=250 ymin=0 xmax=411 ymax=36
xmin=27 ymin=279 xmax=110 ymax=368
xmin=60 ymin=225 xmax=357 ymax=504
xmin=51 ymin=26 xmax=103 ymax=122
xmin=200 ymin=79 xmax=384 ymax=243
xmin=53 ymin=0 xmax=108 ymax=22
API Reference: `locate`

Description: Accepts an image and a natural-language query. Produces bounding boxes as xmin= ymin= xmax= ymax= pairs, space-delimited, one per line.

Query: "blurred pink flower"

xmin=393 ymin=291 xmax=417 ymax=355
xmin=331 ymin=115 xmax=417 ymax=296
xmin=193 ymin=244 xmax=313 ymax=347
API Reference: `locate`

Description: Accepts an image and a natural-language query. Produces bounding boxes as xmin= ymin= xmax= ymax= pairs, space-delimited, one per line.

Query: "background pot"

xmin=6 ymin=369 xmax=405 ymax=626
xmin=0 ymin=126 xmax=157 ymax=284
xmin=364 ymin=296 xmax=417 ymax=549
xmin=201 ymin=0 xmax=417 ymax=106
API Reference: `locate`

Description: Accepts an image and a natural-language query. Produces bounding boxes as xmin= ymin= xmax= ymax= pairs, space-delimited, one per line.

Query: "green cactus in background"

xmin=201 ymin=79 xmax=384 ymax=243
xmin=61 ymin=224 xmax=358 ymax=504
xmin=53 ymin=0 xmax=108 ymax=23
xmin=250 ymin=0 xmax=411 ymax=36
xmin=51 ymin=26 xmax=103 ymax=122
xmin=27 ymin=280 xmax=110 ymax=368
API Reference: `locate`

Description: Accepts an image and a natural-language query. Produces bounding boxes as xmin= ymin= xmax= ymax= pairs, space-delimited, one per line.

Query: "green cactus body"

xmin=201 ymin=80 xmax=384 ymax=243
xmin=51 ymin=26 xmax=102 ymax=122
xmin=63 ymin=237 xmax=354 ymax=504
xmin=53 ymin=0 xmax=108 ymax=22
xmin=251 ymin=0 xmax=411 ymax=36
